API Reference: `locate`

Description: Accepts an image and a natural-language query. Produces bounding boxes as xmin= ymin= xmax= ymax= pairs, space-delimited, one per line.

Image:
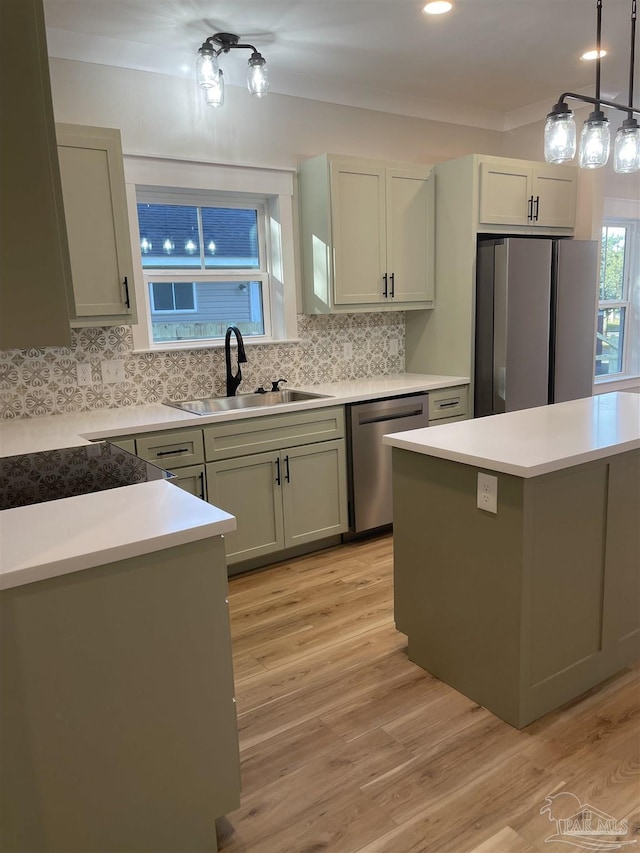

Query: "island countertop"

xmin=384 ymin=392 xmax=640 ymax=478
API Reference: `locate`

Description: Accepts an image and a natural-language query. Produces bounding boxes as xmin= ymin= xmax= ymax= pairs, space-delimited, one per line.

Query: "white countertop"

xmin=0 ymin=374 xmax=469 ymax=457
xmin=384 ymin=392 xmax=640 ymax=478
xmin=0 ymin=373 xmax=468 ymax=588
xmin=0 ymin=481 xmax=236 ymax=590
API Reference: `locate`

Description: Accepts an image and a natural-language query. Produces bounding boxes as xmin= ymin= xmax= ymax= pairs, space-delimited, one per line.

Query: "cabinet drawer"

xmin=204 ymin=407 xmax=345 ymax=461
xmin=135 ymin=429 xmax=204 ymax=467
xmin=429 ymin=387 xmax=468 ymax=421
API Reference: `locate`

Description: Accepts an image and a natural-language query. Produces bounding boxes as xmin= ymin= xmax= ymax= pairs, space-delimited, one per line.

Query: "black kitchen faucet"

xmin=224 ymin=326 xmax=247 ymax=396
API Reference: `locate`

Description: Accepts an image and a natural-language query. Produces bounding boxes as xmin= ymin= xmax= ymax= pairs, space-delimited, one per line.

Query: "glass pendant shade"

xmin=204 ymin=70 xmax=224 ymax=107
xmin=544 ymin=110 xmax=577 ymax=163
xmin=613 ymin=120 xmax=640 ymax=172
xmin=247 ymin=54 xmax=269 ymax=97
xmin=579 ymin=111 xmax=611 ymax=168
xmin=196 ymin=47 xmax=219 ymax=89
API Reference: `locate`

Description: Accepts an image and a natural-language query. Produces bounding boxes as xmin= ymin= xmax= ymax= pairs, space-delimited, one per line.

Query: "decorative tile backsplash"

xmin=0 ymin=313 xmax=405 ymax=420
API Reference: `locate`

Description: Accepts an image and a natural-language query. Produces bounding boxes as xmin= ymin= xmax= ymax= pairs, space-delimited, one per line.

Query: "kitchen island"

xmin=0 ymin=476 xmax=240 ymax=852
xmin=385 ymin=392 xmax=640 ymax=728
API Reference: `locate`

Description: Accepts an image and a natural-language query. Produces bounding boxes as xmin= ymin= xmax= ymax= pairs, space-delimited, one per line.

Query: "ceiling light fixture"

xmin=422 ymin=1 xmax=453 ymax=14
xmin=196 ymin=32 xmax=269 ymax=107
xmin=544 ymin=0 xmax=639 ymax=172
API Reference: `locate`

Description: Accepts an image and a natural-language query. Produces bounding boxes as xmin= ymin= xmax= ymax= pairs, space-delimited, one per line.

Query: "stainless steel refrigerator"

xmin=474 ymin=237 xmax=598 ymax=417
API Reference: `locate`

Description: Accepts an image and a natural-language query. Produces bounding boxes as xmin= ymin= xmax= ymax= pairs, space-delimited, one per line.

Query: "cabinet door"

xmin=330 ymin=162 xmax=387 ymax=305
xmin=281 ymin=439 xmax=348 ymax=548
xmin=169 ymin=464 xmax=207 ymax=501
xmin=206 ymin=452 xmax=284 ymax=565
xmin=478 ymin=161 xmax=531 ymax=226
xmin=57 ymin=124 xmax=134 ymax=323
xmin=386 ymin=168 xmax=435 ymax=303
xmin=531 ymin=167 xmax=576 ymax=229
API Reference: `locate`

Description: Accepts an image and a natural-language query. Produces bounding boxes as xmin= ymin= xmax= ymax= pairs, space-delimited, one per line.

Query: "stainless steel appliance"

xmin=475 ymin=237 xmax=598 ymax=417
xmin=347 ymin=394 xmax=429 ymax=532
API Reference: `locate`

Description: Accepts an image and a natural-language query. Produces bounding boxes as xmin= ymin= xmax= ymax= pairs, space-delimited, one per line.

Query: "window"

xmin=136 ymin=194 xmax=269 ymax=345
xmin=596 ymin=219 xmax=639 ymax=379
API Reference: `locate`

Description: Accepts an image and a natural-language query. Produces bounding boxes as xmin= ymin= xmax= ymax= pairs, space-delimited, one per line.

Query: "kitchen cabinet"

xmin=125 ymin=429 xmax=206 ymax=500
xmin=299 ymin=154 xmax=435 ymax=313
xmin=0 ymin=0 xmax=72 ymax=350
xmin=1 ymin=535 xmax=240 ymax=852
xmin=204 ymin=407 xmax=348 ymax=568
xmin=428 ymin=385 xmax=469 ymax=424
xmin=478 ymin=157 xmax=577 ymax=231
xmin=57 ymin=124 xmax=136 ymax=326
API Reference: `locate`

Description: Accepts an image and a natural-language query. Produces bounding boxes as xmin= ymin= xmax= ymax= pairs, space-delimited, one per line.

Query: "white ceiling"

xmin=43 ymin=0 xmax=638 ymax=131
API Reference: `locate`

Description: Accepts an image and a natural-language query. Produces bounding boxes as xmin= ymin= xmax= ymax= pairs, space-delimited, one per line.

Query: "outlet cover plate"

xmin=477 ymin=471 xmax=498 ymax=514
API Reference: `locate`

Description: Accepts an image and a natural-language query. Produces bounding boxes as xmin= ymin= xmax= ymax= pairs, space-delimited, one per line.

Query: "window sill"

xmin=593 ymin=375 xmax=640 ymax=394
xmin=132 ymin=337 xmax=301 ymax=354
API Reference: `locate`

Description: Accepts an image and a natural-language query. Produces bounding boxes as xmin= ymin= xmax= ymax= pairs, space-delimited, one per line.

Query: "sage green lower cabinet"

xmin=0 ymin=536 xmax=240 ymax=853
xmin=170 ymin=463 xmax=207 ymax=500
xmin=392 ymin=447 xmax=640 ymax=729
xmin=205 ymin=407 xmax=348 ymax=569
xmin=207 ymin=439 xmax=348 ymax=566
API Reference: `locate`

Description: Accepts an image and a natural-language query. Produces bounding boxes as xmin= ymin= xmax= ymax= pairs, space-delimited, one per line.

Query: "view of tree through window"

xmin=596 ymin=225 xmax=629 ymax=377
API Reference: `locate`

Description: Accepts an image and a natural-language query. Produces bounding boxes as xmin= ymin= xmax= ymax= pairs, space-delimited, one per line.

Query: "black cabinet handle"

xmin=533 ymin=196 xmax=540 ymax=221
xmin=156 ymin=448 xmax=189 ymax=457
xmin=284 ymin=455 xmax=290 ymax=483
xmin=198 ymin=470 xmax=205 ymax=500
xmin=390 ymin=272 xmax=395 ymax=298
xmin=123 ymin=276 xmax=130 ymax=308
xmin=275 ymin=457 xmax=281 ymax=486
xmin=527 ymin=196 xmax=533 ymax=221
xmin=383 ymin=273 xmax=388 ymax=297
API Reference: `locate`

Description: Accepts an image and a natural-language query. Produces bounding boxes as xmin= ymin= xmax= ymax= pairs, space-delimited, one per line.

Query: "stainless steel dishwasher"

xmin=347 ymin=393 xmax=429 ymax=533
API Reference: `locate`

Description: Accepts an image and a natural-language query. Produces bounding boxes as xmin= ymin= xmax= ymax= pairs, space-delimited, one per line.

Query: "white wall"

xmin=50 ymin=59 xmax=505 ymax=169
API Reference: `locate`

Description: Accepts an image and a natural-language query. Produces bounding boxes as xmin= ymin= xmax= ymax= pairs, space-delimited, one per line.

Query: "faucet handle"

xmin=271 ymin=378 xmax=288 ymax=392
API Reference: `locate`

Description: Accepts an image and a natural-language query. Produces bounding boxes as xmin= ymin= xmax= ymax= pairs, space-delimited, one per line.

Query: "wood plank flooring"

xmin=218 ymin=533 xmax=640 ymax=853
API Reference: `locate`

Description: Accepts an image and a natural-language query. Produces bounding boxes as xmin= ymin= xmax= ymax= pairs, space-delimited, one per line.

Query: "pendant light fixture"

xmin=196 ymin=32 xmax=269 ymax=107
xmin=544 ymin=0 xmax=640 ymax=172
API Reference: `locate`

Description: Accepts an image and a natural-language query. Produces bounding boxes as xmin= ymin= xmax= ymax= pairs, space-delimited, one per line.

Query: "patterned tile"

xmin=0 ymin=313 xmax=406 ymax=420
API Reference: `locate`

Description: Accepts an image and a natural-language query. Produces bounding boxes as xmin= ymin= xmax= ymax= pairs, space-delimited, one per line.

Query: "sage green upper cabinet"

xmin=478 ymin=157 xmax=577 ymax=232
xmin=57 ymin=124 xmax=136 ymax=326
xmin=299 ymin=155 xmax=435 ymax=313
xmin=0 ymin=0 xmax=72 ymax=350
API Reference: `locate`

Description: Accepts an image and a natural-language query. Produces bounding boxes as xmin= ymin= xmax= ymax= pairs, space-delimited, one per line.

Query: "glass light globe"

xmin=544 ymin=110 xmax=576 ymax=164
xmin=579 ymin=112 xmax=610 ymax=169
xmin=205 ymin=70 xmax=224 ymax=108
xmin=196 ymin=47 xmax=219 ymax=89
xmin=613 ymin=120 xmax=640 ymax=173
xmin=247 ymin=54 xmax=269 ymax=98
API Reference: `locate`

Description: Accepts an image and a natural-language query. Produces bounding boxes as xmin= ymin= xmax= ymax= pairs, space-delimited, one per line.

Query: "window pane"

xmin=595 ymin=307 xmax=625 ymax=376
xmin=149 ymin=280 xmax=265 ymax=343
xmin=151 ymin=282 xmax=175 ymax=311
xmin=202 ymin=208 xmax=260 ymax=269
xmin=174 ymin=282 xmax=196 ymax=310
xmin=600 ymin=226 xmax=626 ymax=301
xmin=138 ymin=204 xmax=201 ymax=269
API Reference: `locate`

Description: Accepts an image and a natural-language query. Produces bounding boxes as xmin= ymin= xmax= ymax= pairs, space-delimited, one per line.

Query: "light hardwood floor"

xmin=218 ymin=533 xmax=640 ymax=853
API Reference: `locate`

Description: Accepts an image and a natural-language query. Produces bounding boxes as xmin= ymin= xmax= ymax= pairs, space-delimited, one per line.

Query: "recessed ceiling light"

xmin=422 ymin=1 xmax=453 ymax=14
xmin=581 ymin=49 xmax=607 ymax=60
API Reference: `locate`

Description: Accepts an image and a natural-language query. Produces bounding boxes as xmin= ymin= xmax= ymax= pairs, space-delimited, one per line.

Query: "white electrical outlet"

xmin=101 ymin=359 xmax=126 ymax=384
xmin=389 ymin=338 xmax=399 ymax=356
xmin=477 ymin=472 xmax=498 ymax=514
xmin=76 ymin=363 xmax=93 ymax=386
xmin=343 ymin=342 xmax=353 ymax=359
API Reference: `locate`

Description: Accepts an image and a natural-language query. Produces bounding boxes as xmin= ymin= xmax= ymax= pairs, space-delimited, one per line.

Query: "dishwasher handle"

xmin=354 ymin=397 xmax=428 ymax=427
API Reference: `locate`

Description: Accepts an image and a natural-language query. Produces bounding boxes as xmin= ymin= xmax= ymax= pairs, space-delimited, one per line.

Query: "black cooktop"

xmin=0 ymin=442 xmax=172 ymax=510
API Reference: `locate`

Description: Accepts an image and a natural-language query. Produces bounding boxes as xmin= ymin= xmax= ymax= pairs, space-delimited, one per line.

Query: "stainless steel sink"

xmin=165 ymin=390 xmax=331 ymax=415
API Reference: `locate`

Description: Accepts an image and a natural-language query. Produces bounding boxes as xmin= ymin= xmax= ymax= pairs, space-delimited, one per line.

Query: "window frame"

xmin=595 ymin=218 xmax=639 ymax=382
xmin=123 ymin=158 xmax=298 ymax=353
